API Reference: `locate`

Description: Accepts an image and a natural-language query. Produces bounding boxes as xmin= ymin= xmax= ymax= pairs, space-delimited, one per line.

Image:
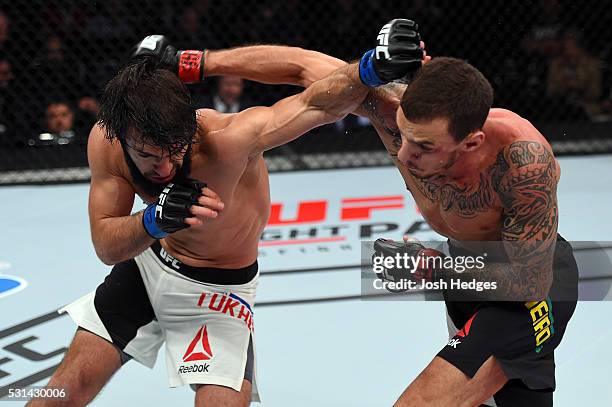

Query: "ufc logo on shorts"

xmin=447 ymin=338 xmax=461 ymax=348
xmin=160 ymin=247 xmax=181 ymax=269
xmin=376 ymin=23 xmax=391 ymax=60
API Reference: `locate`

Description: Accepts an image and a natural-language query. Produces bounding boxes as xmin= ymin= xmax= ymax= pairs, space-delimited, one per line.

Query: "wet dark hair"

xmin=97 ymin=55 xmax=197 ymax=156
xmin=400 ymin=57 xmax=493 ymax=141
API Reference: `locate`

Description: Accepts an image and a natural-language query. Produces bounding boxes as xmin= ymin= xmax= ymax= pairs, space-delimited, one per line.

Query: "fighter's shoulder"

xmin=88 ymin=124 xmax=119 ymax=161
xmin=195 ymin=107 xmax=263 ymax=156
xmin=195 ymin=108 xmax=258 ymax=142
xmin=195 ymin=108 xmax=238 ymax=133
xmin=87 ymin=123 xmax=126 ymax=176
xmin=488 ymin=109 xmax=552 ymax=148
xmin=488 ymin=108 xmax=518 ymax=119
xmin=493 ymin=138 xmax=559 ymax=193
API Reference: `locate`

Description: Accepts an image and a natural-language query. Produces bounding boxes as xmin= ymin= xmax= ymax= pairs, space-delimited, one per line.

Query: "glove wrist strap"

xmin=143 ymin=204 xmax=168 ymax=239
xmin=178 ymin=50 xmax=205 ymax=83
xmin=359 ymin=49 xmax=385 ymax=87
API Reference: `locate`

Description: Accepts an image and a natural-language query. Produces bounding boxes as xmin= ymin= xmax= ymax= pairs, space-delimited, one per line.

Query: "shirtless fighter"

xmin=198 ymin=45 xmax=579 ymax=406
xmin=29 ymin=20 xmax=425 ymax=407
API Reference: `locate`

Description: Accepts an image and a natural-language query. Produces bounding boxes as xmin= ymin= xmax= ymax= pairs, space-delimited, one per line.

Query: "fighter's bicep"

xmin=495 ymin=141 xmax=559 ymax=297
xmin=88 ymin=172 xmax=135 ymax=222
xmin=87 ymin=126 xmax=135 ymax=225
xmin=495 ymin=141 xmax=559 ymax=243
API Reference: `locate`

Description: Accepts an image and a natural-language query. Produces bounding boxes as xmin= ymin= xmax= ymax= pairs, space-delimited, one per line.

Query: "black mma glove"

xmin=359 ymin=19 xmax=423 ymax=87
xmin=132 ymin=35 xmax=205 ymax=83
xmin=372 ymin=238 xmax=445 ymax=285
xmin=142 ymin=180 xmax=206 ymax=239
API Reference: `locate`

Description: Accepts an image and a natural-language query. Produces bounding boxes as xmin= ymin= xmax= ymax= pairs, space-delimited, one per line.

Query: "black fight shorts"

xmin=437 ymin=235 xmax=579 ymax=407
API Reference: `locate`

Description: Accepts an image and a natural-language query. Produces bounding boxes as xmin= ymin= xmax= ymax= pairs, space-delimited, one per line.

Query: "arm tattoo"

xmin=453 ymin=141 xmax=559 ymax=300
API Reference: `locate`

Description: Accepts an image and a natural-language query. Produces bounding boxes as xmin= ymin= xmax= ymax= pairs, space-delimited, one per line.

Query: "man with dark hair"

xmin=195 ymin=75 xmax=252 ymax=113
xmin=383 ymin=57 xmax=577 ymax=407
xmin=44 ymin=101 xmax=75 ymax=135
xmin=31 ymin=21 xmax=426 ymax=406
xmin=208 ymin=51 xmax=578 ymax=406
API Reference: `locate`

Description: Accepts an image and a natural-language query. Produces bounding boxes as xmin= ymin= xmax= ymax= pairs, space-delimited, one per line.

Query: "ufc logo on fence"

xmin=376 ymin=23 xmax=391 ymax=59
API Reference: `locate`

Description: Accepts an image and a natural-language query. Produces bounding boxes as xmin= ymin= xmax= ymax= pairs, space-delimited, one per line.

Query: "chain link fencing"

xmin=0 ymin=0 xmax=611 ymax=184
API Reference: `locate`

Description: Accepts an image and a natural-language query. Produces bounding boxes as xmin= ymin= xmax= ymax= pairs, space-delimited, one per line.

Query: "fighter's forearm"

xmin=91 ymin=212 xmax=154 ymax=266
xmin=205 ymin=45 xmax=346 ymax=87
xmin=305 ymin=62 xmax=369 ymax=119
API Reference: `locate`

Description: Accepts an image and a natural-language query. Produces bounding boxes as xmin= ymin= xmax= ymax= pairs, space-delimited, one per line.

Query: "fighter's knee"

xmin=43 ymin=360 xmax=108 ymax=407
xmin=194 ymin=384 xmax=251 ymax=407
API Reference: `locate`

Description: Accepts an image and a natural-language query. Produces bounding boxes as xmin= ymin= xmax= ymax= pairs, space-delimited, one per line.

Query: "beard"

xmin=120 ymin=142 xmax=193 ymax=199
xmin=441 ymin=149 xmax=461 ymax=172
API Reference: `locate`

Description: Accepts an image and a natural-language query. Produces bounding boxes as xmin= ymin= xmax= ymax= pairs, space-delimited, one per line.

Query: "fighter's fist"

xmin=142 ymin=180 xmax=210 ymax=239
xmin=372 ymin=238 xmax=445 ymax=284
xmin=132 ymin=35 xmax=205 ymax=83
xmin=359 ymin=19 xmax=424 ymax=87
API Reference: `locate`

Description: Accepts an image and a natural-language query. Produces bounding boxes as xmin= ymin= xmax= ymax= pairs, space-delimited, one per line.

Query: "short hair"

xmin=98 ymin=56 xmax=197 ymax=155
xmin=400 ymin=57 xmax=493 ymax=141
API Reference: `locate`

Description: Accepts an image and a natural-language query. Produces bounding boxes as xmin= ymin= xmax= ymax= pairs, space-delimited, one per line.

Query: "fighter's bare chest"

xmin=135 ymin=157 xmax=245 ymax=205
xmin=406 ymin=172 xmax=503 ymax=238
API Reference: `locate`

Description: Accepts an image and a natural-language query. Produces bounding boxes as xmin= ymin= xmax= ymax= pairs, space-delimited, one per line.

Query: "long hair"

xmin=97 ymin=55 xmax=197 ymax=155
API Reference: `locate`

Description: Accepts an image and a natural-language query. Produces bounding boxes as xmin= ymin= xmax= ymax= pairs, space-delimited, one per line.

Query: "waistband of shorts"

xmin=150 ymin=240 xmax=258 ymax=285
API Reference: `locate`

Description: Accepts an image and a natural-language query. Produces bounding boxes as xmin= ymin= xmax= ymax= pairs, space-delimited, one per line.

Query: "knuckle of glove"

xmin=133 ymin=35 xmax=166 ymax=57
xmin=393 ymin=18 xmax=418 ymax=29
xmin=161 ymin=45 xmax=179 ymax=67
xmin=391 ymin=30 xmax=420 ymax=45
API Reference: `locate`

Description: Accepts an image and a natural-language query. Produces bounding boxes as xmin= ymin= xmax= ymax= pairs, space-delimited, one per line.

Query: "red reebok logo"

xmin=183 ymin=325 xmax=214 ymax=362
xmin=456 ymin=313 xmax=477 ymax=338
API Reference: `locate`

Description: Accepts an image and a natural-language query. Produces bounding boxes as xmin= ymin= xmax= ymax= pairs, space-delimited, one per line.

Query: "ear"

xmin=461 ymin=130 xmax=485 ymax=152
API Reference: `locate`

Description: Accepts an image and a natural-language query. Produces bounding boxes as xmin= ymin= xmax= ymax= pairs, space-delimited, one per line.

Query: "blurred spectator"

xmin=172 ymin=1 xmax=225 ymax=49
xmin=174 ymin=6 xmax=204 ymax=49
xmin=406 ymin=0 xmax=443 ymax=49
xmin=28 ymin=34 xmax=86 ymax=95
xmin=248 ymin=1 xmax=306 ymax=48
xmin=78 ymin=96 xmax=100 ymax=117
xmin=516 ymin=0 xmax=567 ymax=115
xmin=45 ymin=101 xmax=75 ymax=135
xmin=39 ymin=1 xmax=88 ymax=40
xmin=0 ymin=55 xmax=15 ymax=142
xmin=521 ymin=0 xmax=565 ymax=58
xmin=546 ymin=29 xmax=603 ymax=120
xmin=83 ymin=0 xmax=133 ymax=45
xmin=22 ymin=34 xmax=99 ymax=133
xmin=0 ymin=9 xmax=17 ymax=63
xmin=195 ymin=76 xmax=253 ymax=113
xmin=0 ymin=10 xmax=9 ymax=51
xmin=28 ymin=100 xmax=76 ymax=146
xmin=0 ymin=56 xmax=12 ymax=88
xmin=28 ymin=99 xmax=95 ymax=147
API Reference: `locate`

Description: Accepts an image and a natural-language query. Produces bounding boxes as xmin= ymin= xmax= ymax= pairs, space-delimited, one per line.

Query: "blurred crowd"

xmin=0 ymin=0 xmax=611 ymax=152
